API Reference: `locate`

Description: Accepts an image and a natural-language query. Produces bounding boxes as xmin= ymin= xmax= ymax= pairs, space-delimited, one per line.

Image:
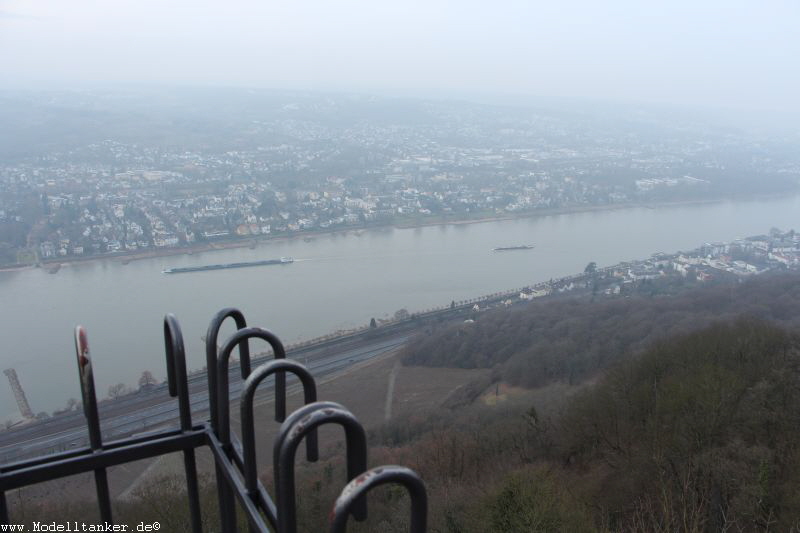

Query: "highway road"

xmin=0 ymin=328 xmax=412 ymax=464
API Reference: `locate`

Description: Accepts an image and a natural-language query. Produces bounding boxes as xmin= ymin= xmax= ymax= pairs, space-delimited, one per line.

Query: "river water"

xmin=2 ymin=196 xmax=799 ymax=416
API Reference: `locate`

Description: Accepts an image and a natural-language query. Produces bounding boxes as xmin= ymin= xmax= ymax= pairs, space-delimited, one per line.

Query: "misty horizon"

xmin=2 ymin=1 xmax=799 ymax=116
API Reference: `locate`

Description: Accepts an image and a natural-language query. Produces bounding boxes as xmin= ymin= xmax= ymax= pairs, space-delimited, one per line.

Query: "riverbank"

xmin=0 ymin=192 xmax=790 ymax=273
xmin=4 ymin=192 xmax=800 ymax=413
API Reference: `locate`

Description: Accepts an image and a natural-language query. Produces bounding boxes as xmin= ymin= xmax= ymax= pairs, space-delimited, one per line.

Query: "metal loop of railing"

xmin=329 ymin=465 xmax=427 ymax=533
xmin=274 ymin=401 xmax=367 ymax=533
xmin=0 ymin=308 xmax=427 ymax=533
xmin=241 ymin=359 xmax=319 ymax=496
xmin=74 ymin=326 xmax=113 ymax=524
xmin=163 ymin=314 xmax=203 ymax=533
xmin=215 ymin=327 xmax=288 ymax=446
xmin=205 ymin=307 xmax=251 ymax=532
xmin=206 ymin=307 xmax=250 ymax=430
xmin=213 ymin=326 xmax=289 ymax=531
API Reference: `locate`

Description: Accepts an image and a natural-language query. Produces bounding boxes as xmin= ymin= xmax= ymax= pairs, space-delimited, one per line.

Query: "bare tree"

xmin=108 ymin=383 xmax=129 ymax=400
xmin=138 ymin=370 xmax=158 ymax=389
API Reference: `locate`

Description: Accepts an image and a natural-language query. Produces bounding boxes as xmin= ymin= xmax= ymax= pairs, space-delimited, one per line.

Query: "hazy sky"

xmin=1 ymin=1 xmax=799 ymax=112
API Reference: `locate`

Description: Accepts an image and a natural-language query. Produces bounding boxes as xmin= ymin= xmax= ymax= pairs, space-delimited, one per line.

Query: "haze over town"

xmin=2 ymin=0 xmax=800 ymax=116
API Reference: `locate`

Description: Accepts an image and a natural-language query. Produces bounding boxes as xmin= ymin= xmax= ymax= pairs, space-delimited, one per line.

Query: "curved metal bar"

xmin=205 ymin=308 xmax=249 ymax=431
xmin=241 ymin=359 xmax=318 ymax=500
xmin=163 ymin=314 xmax=192 ymax=430
xmin=163 ymin=314 xmax=202 ymax=533
xmin=206 ymin=308 xmax=249 ymax=533
xmin=73 ymin=326 xmax=112 ymax=525
xmin=329 ymin=466 xmax=427 ymax=533
xmin=206 ymin=307 xmax=250 ymax=532
xmin=217 ymin=327 xmax=287 ymax=447
xmin=274 ymin=402 xmax=368 ymax=533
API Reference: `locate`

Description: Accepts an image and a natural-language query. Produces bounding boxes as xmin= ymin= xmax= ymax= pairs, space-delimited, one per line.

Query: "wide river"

xmin=2 ymin=196 xmax=800 ymax=417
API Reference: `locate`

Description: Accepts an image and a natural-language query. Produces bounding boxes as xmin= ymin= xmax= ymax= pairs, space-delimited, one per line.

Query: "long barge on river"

xmin=163 ymin=256 xmax=293 ymax=274
xmin=493 ymin=245 xmax=535 ymax=251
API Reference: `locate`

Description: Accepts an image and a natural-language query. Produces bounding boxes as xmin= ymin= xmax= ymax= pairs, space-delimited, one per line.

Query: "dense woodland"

xmin=402 ymin=273 xmax=800 ymax=389
xmin=11 ymin=273 xmax=800 ymax=531
xmin=364 ymin=317 xmax=800 ymax=531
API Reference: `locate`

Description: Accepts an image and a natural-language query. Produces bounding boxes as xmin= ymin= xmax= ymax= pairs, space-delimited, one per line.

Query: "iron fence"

xmin=0 ymin=308 xmax=426 ymax=532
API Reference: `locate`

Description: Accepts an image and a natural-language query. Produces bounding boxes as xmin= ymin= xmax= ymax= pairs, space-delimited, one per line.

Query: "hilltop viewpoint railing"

xmin=0 ymin=308 xmax=426 ymax=532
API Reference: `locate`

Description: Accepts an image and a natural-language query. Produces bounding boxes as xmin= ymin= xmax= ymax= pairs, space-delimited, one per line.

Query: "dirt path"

xmin=117 ymin=456 xmax=162 ymax=501
xmin=384 ymin=359 xmax=401 ymax=421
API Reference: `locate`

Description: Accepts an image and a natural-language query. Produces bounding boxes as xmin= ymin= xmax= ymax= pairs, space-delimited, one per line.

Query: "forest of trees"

xmin=366 ymin=317 xmax=800 ymax=531
xmin=402 ymin=273 xmax=800 ymax=389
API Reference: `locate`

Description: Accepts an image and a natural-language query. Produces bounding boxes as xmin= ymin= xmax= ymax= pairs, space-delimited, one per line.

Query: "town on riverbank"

xmin=2 ymin=89 xmax=799 ymax=268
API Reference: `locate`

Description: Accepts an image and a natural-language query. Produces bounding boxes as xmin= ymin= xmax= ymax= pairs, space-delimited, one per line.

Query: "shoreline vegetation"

xmin=0 ymin=193 xmax=788 ymax=273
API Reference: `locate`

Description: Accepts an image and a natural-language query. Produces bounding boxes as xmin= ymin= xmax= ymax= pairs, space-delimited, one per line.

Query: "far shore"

xmin=0 ymin=193 xmax=791 ymax=273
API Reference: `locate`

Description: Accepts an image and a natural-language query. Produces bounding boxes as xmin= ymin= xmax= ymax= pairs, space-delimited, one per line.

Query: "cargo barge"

xmin=163 ymin=257 xmax=293 ymax=274
xmin=493 ymin=245 xmax=534 ymax=251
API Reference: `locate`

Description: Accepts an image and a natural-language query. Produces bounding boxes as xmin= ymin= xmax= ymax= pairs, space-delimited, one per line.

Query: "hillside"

xmin=362 ymin=317 xmax=800 ymax=531
xmin=401 ymin=273 xmax=800 ymax=388
xmin=293 ymin=275 xmax=800 ymax=531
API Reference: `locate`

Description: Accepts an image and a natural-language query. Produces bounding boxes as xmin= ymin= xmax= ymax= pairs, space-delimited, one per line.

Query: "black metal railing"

xmin=0 ymin=308 xmax=427 ymax=532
